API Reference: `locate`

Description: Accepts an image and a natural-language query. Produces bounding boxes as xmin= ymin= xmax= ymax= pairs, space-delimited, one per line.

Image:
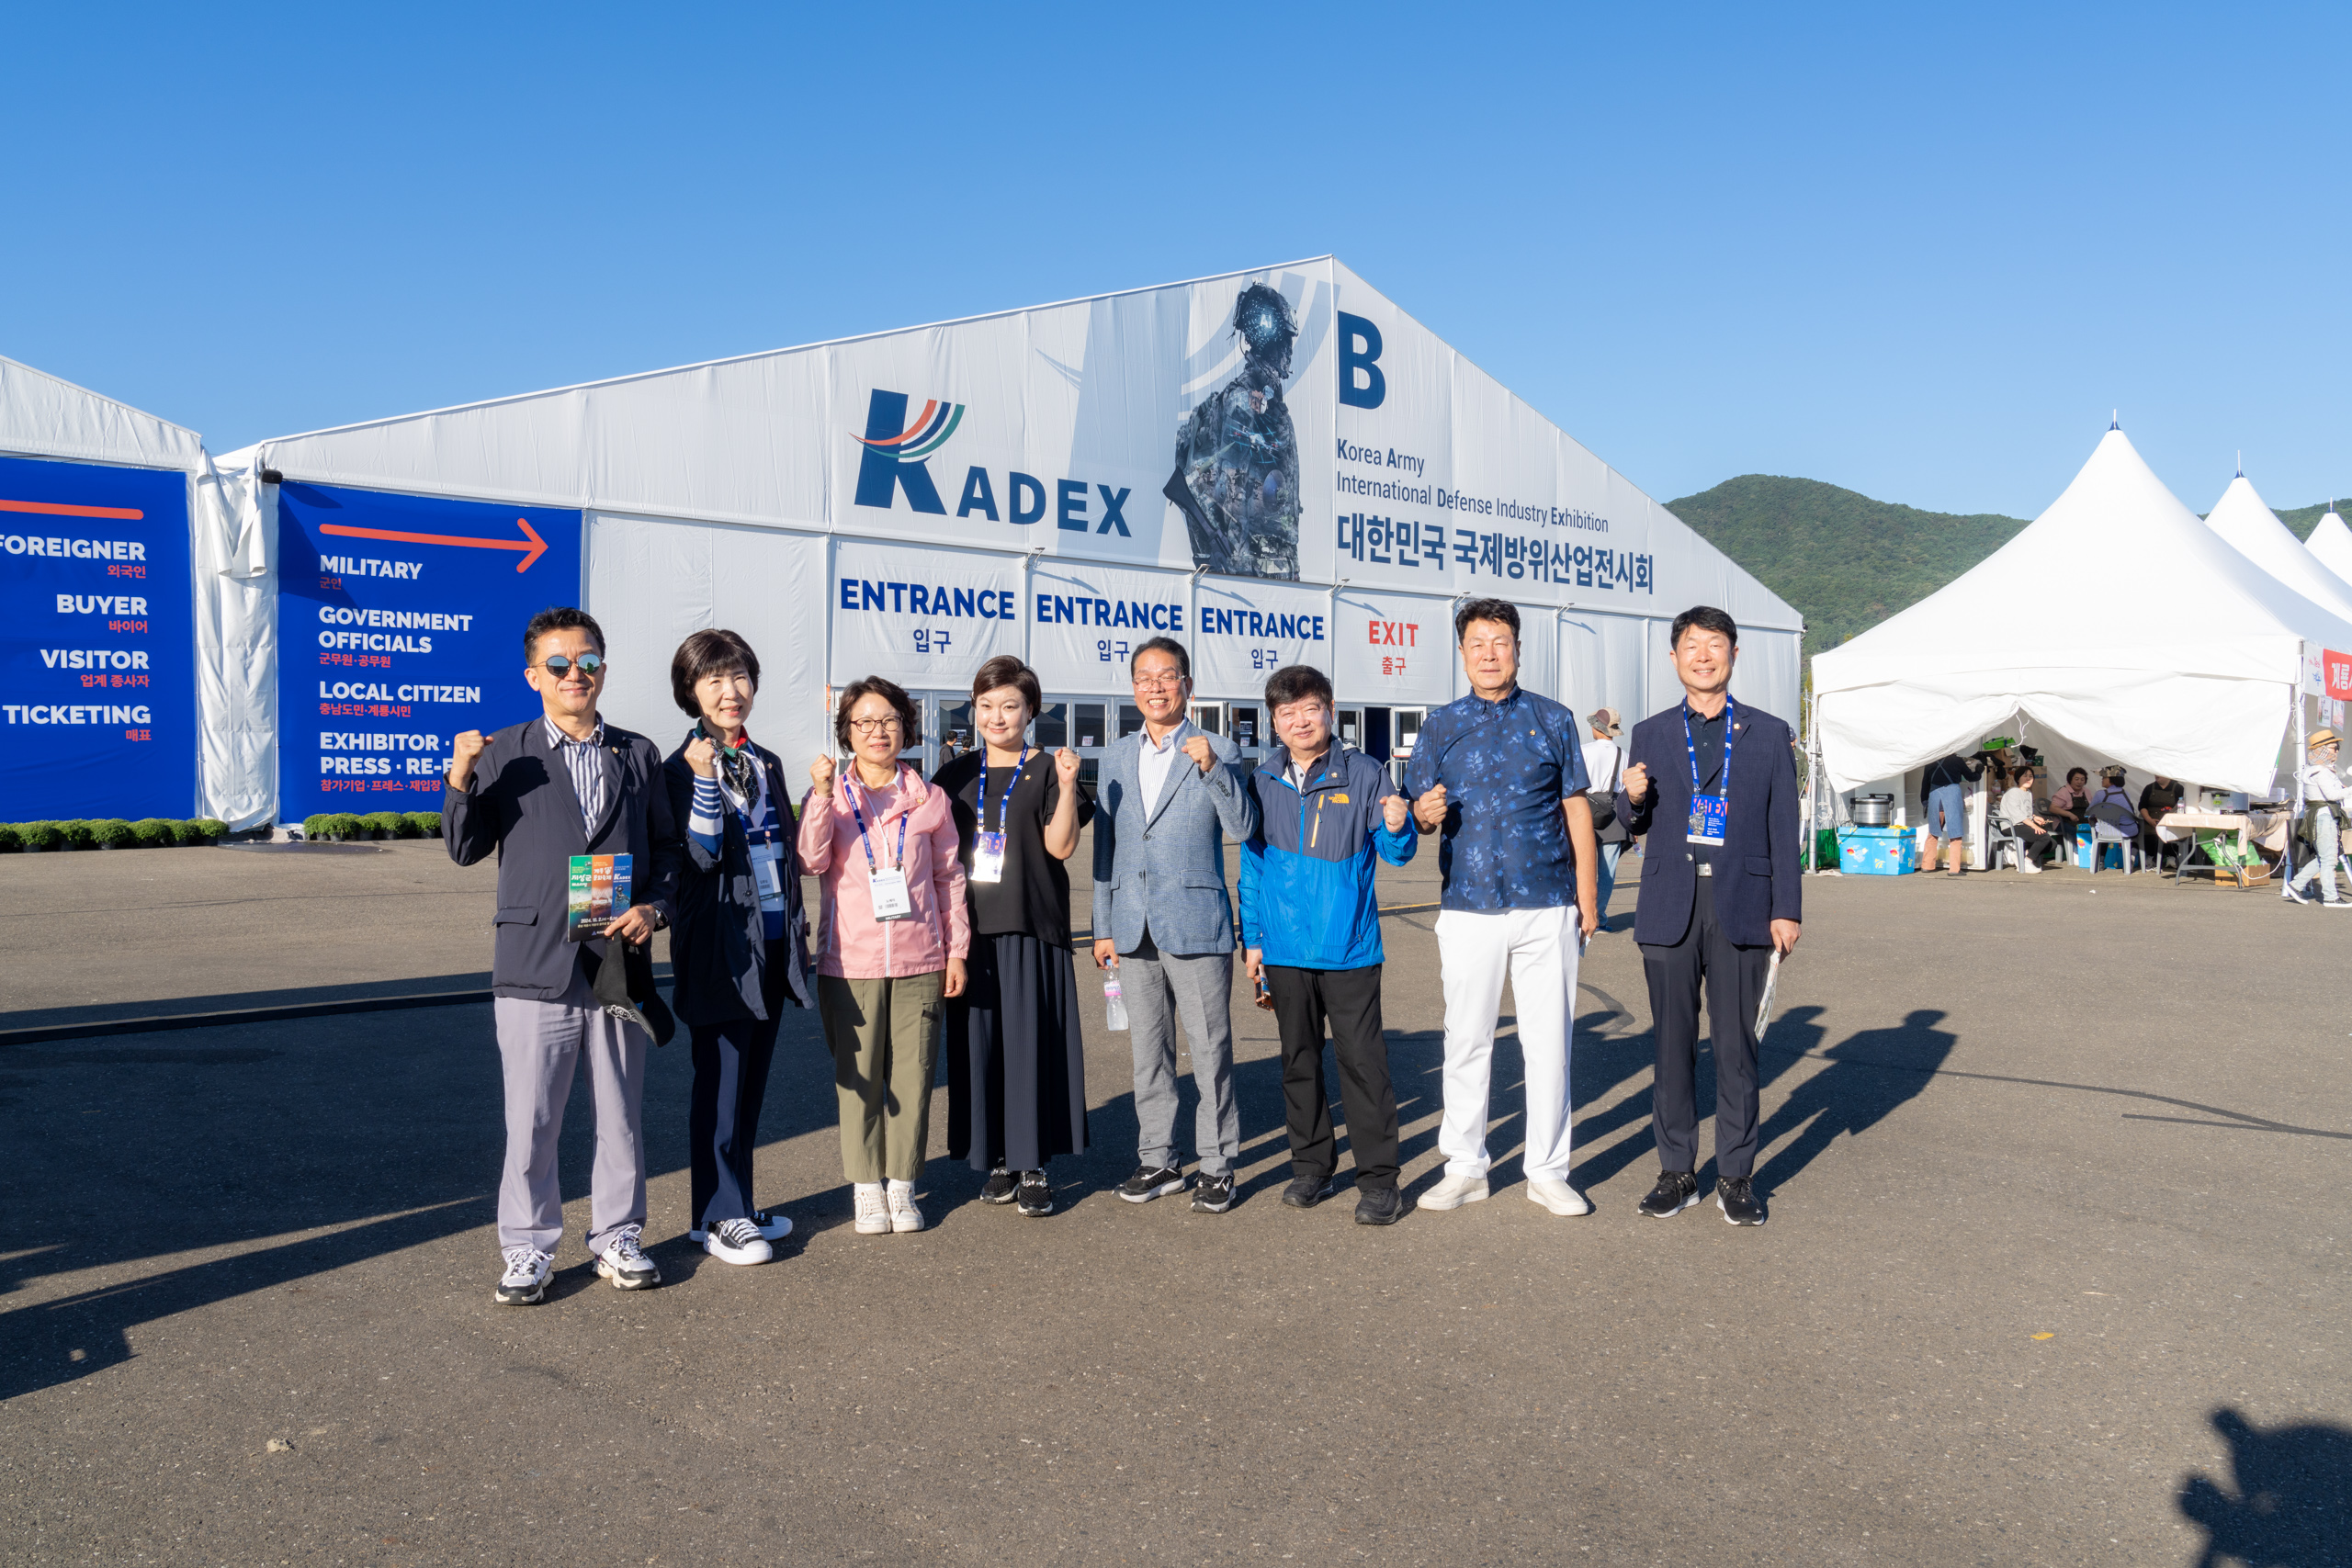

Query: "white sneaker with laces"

xmin=2018 ymin=860 xmax=2041 ymax=874
xmin=690 ymin=1209 xmax=794 ymax=1244
xmin=1419 ymin=1172 xmax=1490 ymax=1211
xmin=887 ymin=1179 xmax=925 ymax=1234
xmin=853 ymin=1183 xmax=890 ymax=1235
xmin=704 ymin=1217 xmax=774 ymax=1266
xmin=494 ymin=1246 xmax=552 ymax=1305
xmin=593 ymin=1224 xmax=661 ymax=1290
xmin=1525 ymin=1178 xmax=1592 ymax=1216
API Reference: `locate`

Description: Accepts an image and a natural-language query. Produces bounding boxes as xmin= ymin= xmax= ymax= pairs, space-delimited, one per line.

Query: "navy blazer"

xmin=444 ymin=716 xmax=684 ymax=1001
xmin=1617 ymin=701 xmax=1802 ymax=947
xmin=661 ymin=739 xmax=812 ymax=1028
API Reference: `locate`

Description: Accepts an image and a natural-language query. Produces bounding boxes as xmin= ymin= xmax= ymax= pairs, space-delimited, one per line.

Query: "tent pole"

xmin=2285 ymin=672 xmax=2308 ymax=898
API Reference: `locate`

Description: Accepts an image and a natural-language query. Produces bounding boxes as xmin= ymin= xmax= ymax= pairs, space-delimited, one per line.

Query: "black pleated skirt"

xmin=946 ymin=931 xmax=1089 ymax=1171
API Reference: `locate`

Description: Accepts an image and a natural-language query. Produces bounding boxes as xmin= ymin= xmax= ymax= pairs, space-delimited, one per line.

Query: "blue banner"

xmin=277 ymin=483 xmax=582 ymax=823
xmin=0 ymin=455 xmax=196 ymax=821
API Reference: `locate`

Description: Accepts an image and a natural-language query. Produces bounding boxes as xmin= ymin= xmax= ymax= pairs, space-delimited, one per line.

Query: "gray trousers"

xmin=1123 ymin=930 xmax=1239 ymax=1177
xmin=492 ymin=968 xmax=650 ymax=1257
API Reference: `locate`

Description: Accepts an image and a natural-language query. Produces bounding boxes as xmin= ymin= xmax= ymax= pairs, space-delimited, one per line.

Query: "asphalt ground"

xmin=2 ymin=840 xmax=2346 ymax=1566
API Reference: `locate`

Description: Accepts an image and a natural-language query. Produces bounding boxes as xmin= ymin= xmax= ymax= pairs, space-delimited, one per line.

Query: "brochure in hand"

xmin=567 ymin=852 xmax=633 ymax=942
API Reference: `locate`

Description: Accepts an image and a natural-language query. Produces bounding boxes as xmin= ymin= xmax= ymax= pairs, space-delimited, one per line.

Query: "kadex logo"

xmin=851 ymin=389 xmax=1132 ymax=536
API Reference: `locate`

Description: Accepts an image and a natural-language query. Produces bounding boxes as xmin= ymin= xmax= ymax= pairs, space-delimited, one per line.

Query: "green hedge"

xmin=300 ymin=811 xmax=441 ymax=841
xmin=0 ymin=817 xmax=228 ymax=852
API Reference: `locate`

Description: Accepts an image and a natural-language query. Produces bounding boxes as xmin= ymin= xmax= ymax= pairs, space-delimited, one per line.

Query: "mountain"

xmin=2277 ymin=499 xmax=2345 ymax=540
xmin=1663 ymin=476 xmax=2027 ymax=659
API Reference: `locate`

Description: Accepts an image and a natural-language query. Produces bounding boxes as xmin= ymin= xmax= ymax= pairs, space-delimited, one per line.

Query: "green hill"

xmin=1667 ymin=475 xmax=2350 ymax=660
xmin=1663 ymin=476 xmax=2028 ymax=659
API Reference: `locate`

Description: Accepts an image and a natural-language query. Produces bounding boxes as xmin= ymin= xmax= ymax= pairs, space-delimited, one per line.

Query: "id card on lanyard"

xmin=1685 ymin=699 xmax=1734 ymax=847
xmin=970 ymin=747 xmax=1029 ymax=885
xmin=847 ymin=774 xmax=914 ymax=920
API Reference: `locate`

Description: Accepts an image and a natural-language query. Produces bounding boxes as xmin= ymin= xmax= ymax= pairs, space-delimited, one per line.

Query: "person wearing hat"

xmin=1582 ymin=707 xmax=1629 ymax=928
xmin=2289 ymin=728 xmax=2349 ymax=908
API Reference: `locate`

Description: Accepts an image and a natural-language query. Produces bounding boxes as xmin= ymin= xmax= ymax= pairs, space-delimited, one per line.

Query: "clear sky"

xmin=4 ymin=3 xmax=2345 ymax=518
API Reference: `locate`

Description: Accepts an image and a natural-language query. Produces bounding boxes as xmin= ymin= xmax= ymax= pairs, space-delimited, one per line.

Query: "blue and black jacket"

xmin=1238 ymin=746 xmax=1417 ymax=971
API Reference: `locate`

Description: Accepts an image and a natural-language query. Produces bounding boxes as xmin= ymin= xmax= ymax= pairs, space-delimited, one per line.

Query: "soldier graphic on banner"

xmin=1165 ymin=283 xmax=1302 ymax=581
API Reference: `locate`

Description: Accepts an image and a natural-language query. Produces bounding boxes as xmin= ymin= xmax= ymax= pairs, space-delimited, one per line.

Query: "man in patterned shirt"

xmin=1402 ymin=598 xmax=1600 ymax=1218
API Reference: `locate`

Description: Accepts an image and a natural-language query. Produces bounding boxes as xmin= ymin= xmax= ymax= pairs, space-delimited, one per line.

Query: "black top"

xmin=2139 ymin=779 xmax=2185 ymax=819
xmin=1682 ymin=702 xmax=1728 ymax=870
xmin=933 ymin=750 xmax=1097 ymax=947
xmin=1922 ymin=752 xmax=1984 ymax=791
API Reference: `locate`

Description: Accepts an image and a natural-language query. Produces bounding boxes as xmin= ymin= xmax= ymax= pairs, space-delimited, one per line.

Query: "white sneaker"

xmin=1525 ymin=1178 xmax=1592 ymax=1216
xmin=703 ymin=1217 xmax=774 ymax=1266
xmin=853 ymin=1183 xmax=890 ymax=1235
xmin=593 ymin=1225 xmax=661 ymax=1291
xmin=2018 ymin=860 xmax=2041 ymax=874
xmin=887 ymin=1180 xmax=926 ymax=1234
xmin=690 ymin=1209 xmax=794 ymax=1244
xmin=493 ymin=1246 xmax=552 ymax=1305
xmin=1419 ymin=1173 xmax=1490 ymax=1211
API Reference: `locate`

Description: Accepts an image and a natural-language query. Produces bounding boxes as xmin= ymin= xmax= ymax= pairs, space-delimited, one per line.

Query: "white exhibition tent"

xmin=0 ymin=354 xmax=206 ymax=472
xmin=1814 ymin=427 xmax=2352 ymax=796
xmin=2203 ymin=472 xmax=2352 ymax=623
xmin=2306 ymin=506 xmax=2352 ymax=588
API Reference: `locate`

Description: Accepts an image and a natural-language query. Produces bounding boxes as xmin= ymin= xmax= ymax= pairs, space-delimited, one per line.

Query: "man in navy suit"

xmin=1617 ymin=605 xmax=1802 ymax=1226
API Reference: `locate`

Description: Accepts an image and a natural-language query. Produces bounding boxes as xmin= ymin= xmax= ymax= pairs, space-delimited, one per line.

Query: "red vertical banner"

xmin=2324 ymin=649 xmax=2352 ymax=701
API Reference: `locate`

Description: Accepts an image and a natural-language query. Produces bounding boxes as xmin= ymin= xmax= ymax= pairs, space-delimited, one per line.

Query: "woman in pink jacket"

xmin=799 ymin=675 xmax=969 ymax=1235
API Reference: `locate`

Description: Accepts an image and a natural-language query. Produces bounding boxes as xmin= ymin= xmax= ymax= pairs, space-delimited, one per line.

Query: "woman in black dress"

xmin=933 ymin=655 xmax=1092 ymax=1215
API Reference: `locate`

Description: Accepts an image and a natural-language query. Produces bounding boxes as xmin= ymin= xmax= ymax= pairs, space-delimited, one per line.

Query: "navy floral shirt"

xmin=1401 ymin=685 xmax=1589 ymax=911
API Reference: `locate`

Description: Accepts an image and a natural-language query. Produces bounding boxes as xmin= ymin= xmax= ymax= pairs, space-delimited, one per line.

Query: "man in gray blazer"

xmin=1091 ymin=636 xmax=1261 ymax=1213
xmin=446 ymin=607 xmax=682 ymax=1305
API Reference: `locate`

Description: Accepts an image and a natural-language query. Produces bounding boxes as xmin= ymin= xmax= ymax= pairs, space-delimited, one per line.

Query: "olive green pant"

xmin=818 ymin=972 xmax=944 ymax=1184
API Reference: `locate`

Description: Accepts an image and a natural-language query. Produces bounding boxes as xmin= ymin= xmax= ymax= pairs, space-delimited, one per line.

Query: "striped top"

xmin=689 ymin=750 xmax=788 ymax=940
xmin=544 ymin=715 xmax=610 ymax=831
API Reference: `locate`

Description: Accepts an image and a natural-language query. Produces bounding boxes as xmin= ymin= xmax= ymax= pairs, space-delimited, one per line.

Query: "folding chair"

xmin=2087 ymin=802 xmax=2143 ymax=874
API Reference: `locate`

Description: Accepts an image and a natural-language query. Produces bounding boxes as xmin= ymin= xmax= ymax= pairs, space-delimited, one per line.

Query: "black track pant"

xmin=1638 ymin=878 xmax=1772 ymax=1181
xmin=1265 ymin=964 xmax=1399 ymax=1190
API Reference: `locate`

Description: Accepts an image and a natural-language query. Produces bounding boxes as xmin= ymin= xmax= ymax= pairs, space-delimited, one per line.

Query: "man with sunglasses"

xmin=1091 ymin=636 xmax=1259 ymax=1213
xmin=446 ymin=607 xmax=683 ymax=1304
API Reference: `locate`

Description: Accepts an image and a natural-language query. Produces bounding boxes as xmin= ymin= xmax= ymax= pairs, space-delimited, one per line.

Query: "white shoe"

xmin=2017 ymin=860 xmax=2041 ymax=874
xmin=853 ymin=1183 xmax=890 ymax=1235
xmin=690 ymin=1208 xmax=794 ymax=1244
xmin=1525 ymin=1178 xmax=1592 ymax=1216
xmin=1419 ymin=1173 xmax=1490 ymax=1211
xmin=887 ymin=1180 xmax=926 ymax=1234
xmin=703 ymin=1217 xmax=774 ymax=1266
xmin=593 ymin=1225 xmax=661 ymax=1291
xmin=493 ymin=1247 xmax=552 ymax=1305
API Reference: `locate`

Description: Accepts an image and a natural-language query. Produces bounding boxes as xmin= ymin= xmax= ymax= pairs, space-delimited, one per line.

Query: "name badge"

xmin=868 ymin=867 xmax=913 ymax=920
xmin=749 ymin=840 xmax=787 ymax=909
xmin=1687 ymin=792 xmax=1727 ymax=846
xmin=971 ymin=830 xmax=1007 ymax=884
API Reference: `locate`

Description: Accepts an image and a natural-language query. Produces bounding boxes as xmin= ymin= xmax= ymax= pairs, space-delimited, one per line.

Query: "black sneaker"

xmin=980 ymin=1168 xmax=1020 ymax=1205
xmin=1717 ymin=1177 xmax=1767 ymax=1226
xmin=1638 ymin=1170 xmax=1701 ymax=1218
xmin=1282 ymin=1174 xmax=1337 ymax=1209
xmin=1353 ymin=1185 xmax=1407 ymax=1226
xmin=1015 ymin=1170 xmax=1054 ymax=1217
xmin=1191 ymin=1172 xmax=1236 ymax=1213
xmin=1117 ymin=1164 xmax=1187 ymax=1204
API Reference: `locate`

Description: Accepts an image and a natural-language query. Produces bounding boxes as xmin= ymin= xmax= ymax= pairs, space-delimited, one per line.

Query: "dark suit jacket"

xmin=661 ymin=739 xmax=811 ymax=1028
xmin=444 ymin=716 xmax=683 ymax=1001
xmin=1617 ymin=701 xmax=1801 ymax=948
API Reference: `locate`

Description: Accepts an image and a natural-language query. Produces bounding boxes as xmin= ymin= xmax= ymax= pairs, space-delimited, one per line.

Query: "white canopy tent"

xmin=0 ymin=355 xmax=206 ymax=471
xmin=1815 ymin=428 xmax=2352 ymax=797
xmin=2203 ymin=473 xmax=2352 ymax=623
xmin=2306 ymin=506 xmax=2352 ymax=589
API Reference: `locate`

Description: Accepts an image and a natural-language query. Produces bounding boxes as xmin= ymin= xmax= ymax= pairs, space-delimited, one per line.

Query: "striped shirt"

xmin=688 ymin=750 xmax=788 ymax=940
xmin=544 ymin=715 xmax=610 ymax=831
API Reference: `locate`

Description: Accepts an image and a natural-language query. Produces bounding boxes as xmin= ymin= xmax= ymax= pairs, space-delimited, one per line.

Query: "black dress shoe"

xmin=1353 ymin=1185 xmax=1407 ymax=1226
xmin=1282 ymin=1174 xmax=1337 ymax=1209
xmin=1717 ymin=1177 xmax=1767 ymax=1226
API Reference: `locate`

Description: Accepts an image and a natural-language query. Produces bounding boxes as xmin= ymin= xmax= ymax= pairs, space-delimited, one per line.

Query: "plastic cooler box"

xmin=1837 ymin=824 xmax=1917 ymax=875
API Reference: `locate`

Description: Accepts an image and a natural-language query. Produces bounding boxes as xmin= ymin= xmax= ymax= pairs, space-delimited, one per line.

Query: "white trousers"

xmin=1434 ymin=906 xmax=1578 ymax=1182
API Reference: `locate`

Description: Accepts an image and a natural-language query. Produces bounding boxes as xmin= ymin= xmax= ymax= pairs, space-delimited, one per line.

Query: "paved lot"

xmin=2 ymin=843 xmax=2346 ymax=1565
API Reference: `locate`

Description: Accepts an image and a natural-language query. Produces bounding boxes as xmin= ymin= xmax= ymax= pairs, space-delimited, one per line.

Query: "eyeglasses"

xmin=846 ymin=717 xmax=903 ymax=735
xmin=1132 ymin=669 xmax=1186 ymax=690
xmin=540 ymin=653 xmax=605 ymax=677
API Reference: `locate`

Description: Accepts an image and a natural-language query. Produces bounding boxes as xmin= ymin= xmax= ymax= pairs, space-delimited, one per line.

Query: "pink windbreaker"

xmin=797 ymin=765 xmax=971 ymax=979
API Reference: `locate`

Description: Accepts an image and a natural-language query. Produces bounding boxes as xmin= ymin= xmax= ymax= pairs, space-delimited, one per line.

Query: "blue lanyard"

xmin=976 ymin=746 xmax=1031 ymax=835
xmin=845 ymin=770 xmax=910 ymax=874
xmin=1683 ymin=698 xmax=1735 ymax=801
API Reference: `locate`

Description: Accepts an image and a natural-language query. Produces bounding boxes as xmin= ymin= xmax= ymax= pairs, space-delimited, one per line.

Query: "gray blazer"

xmin=1089 ymin=719 xmax=1259 ymax=956
xmin=444 ymin=716 xmax=683 ymax=1001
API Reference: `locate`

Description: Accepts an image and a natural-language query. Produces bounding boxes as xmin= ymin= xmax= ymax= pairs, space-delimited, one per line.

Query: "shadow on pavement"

xmin=2177 ymin=1406 xmax=2352 ymax=1567
xmin=1753 ymin=1007 xmax=1957 ymax=1188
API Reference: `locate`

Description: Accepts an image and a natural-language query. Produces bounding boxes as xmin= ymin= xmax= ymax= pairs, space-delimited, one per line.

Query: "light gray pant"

xmin=492 ymin=968 xmax=650 ymax=1257
xmin=2292 ymin=807 xmax=2343 ymax=902
xmin=1123 ymin=930 xmax=1240 ymax=1176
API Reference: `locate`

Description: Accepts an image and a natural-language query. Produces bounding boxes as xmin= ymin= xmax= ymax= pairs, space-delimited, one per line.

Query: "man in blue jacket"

xmin=1239 ymin=665 xmax=1418 ymax=1225
xmin=1617 ymin=605 xmax=1802 ymax=1227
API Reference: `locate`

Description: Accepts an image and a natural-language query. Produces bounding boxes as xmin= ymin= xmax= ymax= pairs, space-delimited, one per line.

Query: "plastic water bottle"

xmin=1102 ymin=967 xmax=1128 ymax=1032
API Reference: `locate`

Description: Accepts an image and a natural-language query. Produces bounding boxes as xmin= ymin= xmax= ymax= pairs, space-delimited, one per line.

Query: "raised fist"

xmin=808 ymin=754 xmax=837 ymax=797
xmin=1181 ymin=735 xmax=1216 ymax=775
xmin=1621 ymin=762 xmax=1651 ymax=802
xmin=1412 ymin=783 xmax=1450 ymax=829
xmin=1055 ymin=748 xmax=1082 ymax=785
xmin=447 ymin=729 xmax=487 ymax=789
xmin=684 ymin=736 xmax=719 ymax=780
xmin=1383 ymin=794 xmax=1410 ymax=833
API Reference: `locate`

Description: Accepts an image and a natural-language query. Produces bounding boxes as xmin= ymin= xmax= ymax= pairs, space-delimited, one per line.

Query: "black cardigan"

xmin=661 ymin=739 xmax=812 ymax=1027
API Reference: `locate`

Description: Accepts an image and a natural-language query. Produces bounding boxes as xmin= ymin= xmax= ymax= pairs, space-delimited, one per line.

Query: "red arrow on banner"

xmin=319 ymin=516 xmax=549 ymax=572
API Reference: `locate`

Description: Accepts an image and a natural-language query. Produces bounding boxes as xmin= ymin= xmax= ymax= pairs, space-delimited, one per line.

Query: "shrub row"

xmin=0 ymin=818 xmax=231 ymax=852
xmin=301 ymin=811 xmax=444 ymax=841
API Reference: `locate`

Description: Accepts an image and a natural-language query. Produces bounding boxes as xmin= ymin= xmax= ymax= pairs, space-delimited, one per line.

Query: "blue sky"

xmin=4 ymin=3 xmax=2345 ymax=517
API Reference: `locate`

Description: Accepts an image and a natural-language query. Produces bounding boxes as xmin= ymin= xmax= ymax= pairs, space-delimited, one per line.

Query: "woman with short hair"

xmin=798 ymin=675 xmax=968 ymax=1235
xmin=662 ymin=628 xmax=810 ymax=1267
xmin=932 ymin=657 xmax=1092 ymax=1216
